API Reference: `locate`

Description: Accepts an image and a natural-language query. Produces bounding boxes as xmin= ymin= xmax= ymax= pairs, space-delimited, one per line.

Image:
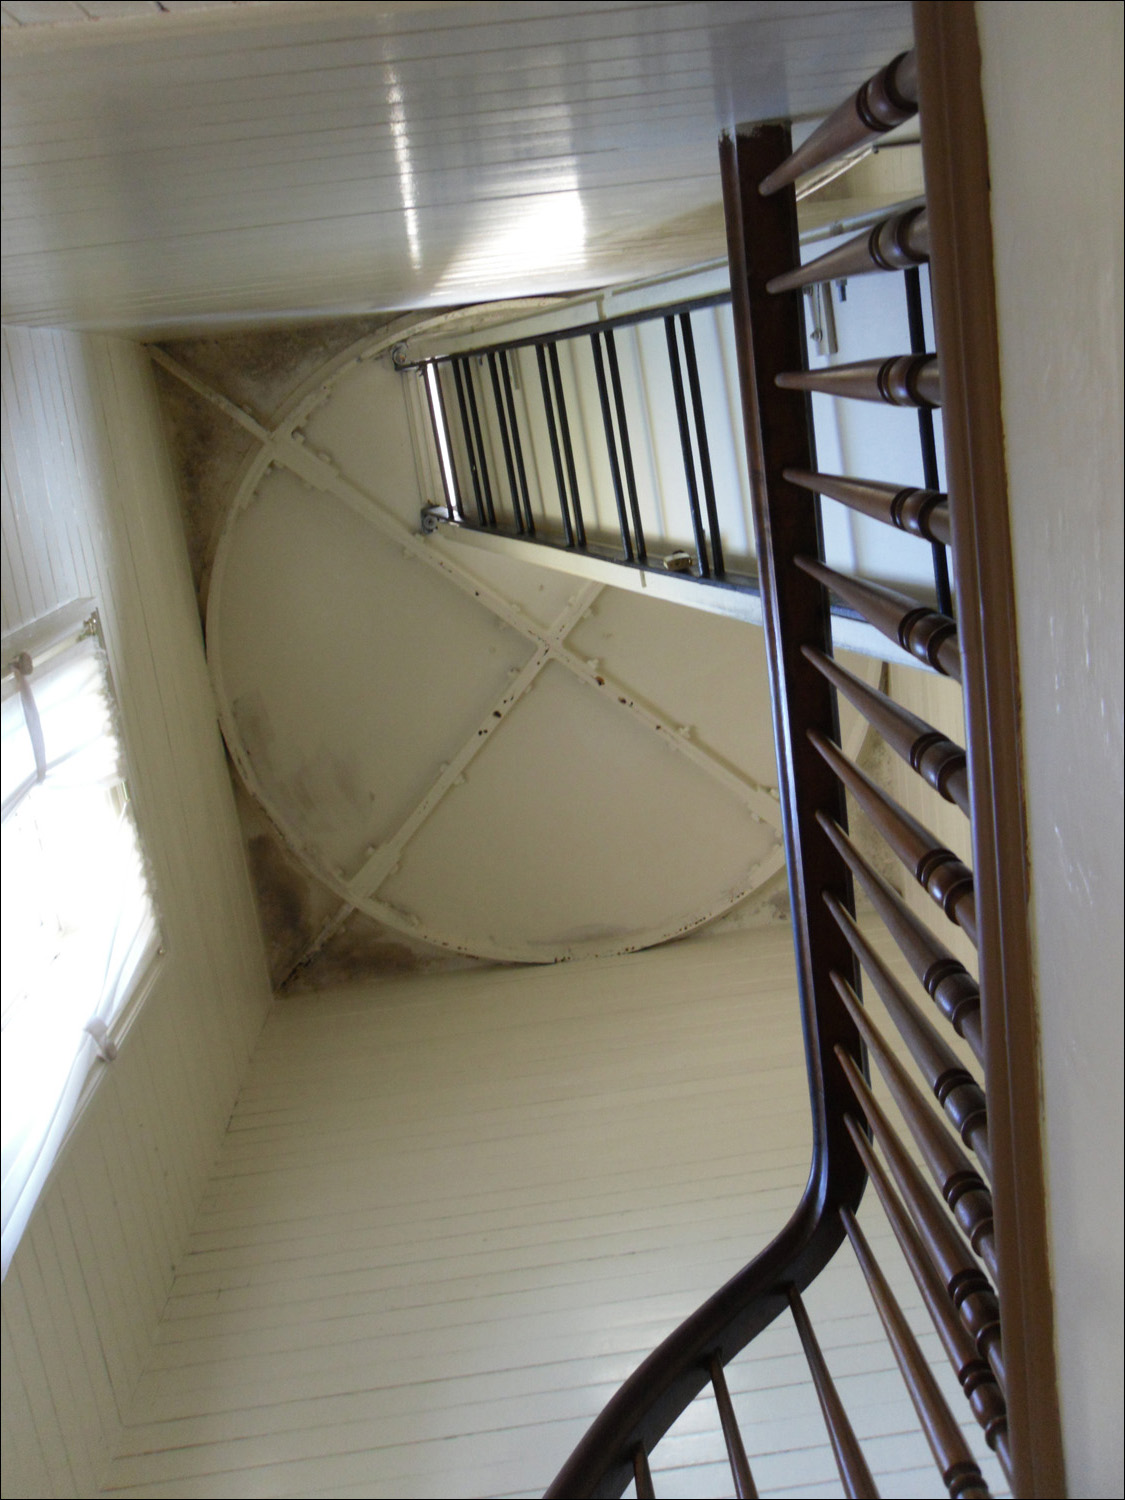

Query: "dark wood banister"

xmin=544 ymin=117 xmax=869 ymax=1500
xmin=543 ymin=5 xmax=1064 ymax=1493
xmin=913 ymin=5 xmax=1062 ymax=1490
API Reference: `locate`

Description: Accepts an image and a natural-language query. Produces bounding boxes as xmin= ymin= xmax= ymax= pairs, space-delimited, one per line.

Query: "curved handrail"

xmin=544 ymin=15 xmax=1065 ymax=1493
xmin=544 ymin=1128 xmax=865 ymax=1497
xmin=545 ymin=110 xmax=875 ymax=1500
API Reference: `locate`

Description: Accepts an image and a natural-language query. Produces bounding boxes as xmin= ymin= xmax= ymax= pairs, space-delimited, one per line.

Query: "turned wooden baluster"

xmin=785 ymin=468 xmax=951 ymax=546
xmin=845 ymin=1116 xmax=1011 ymax=1481
xmin=841 ymin=1208 xmax=991 ymax=1500
xmin=823 ymin=891 xmax=991 ymax=1178
xmin=836 ymin=1051 xmax=1006 ymax=1392
xmin=832 ymin=972 xmax=997 ymax=1275
xmin=789 ymin=1286 xmax=880 ymax=1499
xmin=803 ymin=646 xmax=969 ymax=812
xmin=795 ymin=557 xmax=961 ymax=679
xmin=817 ymin=813 xmax=984 ymax=1062
xmin=759 ymin=51 xmax=918 ymax=196
xmin=708 ymin=1354 xmax=758 ymax=1499
xmin=809 ymin=730 xmax=977 ymax=942
xmin=776 ymin=354 xmax=941 ymax=408
xmin=768 ymin=205 xmax=929 ymax=294
xmin=633 ymin=1444 xmax=656 ymax=1499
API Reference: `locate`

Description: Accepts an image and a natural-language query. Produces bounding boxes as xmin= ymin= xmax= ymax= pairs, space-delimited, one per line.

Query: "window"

xmin=1 ymin=605 xmax=160 ymax=1277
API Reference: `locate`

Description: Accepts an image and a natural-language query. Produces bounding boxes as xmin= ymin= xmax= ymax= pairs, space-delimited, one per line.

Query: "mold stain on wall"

xmin=154 ymin=315 xmax=502 ymax=992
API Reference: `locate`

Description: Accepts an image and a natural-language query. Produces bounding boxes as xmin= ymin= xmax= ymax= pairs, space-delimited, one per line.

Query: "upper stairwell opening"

xmin=148 ymin=129 xmax=933 ymax=992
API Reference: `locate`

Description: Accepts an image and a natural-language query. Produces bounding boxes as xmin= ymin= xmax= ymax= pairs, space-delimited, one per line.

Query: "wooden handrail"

xmin=543 ymin=1188 xmax=849 ymax=1498
xmin=543 ymin=112 xmax=870 ymax=1500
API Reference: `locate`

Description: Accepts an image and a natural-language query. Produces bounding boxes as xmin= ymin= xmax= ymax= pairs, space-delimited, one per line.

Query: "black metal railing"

xmin=400 ymin=248 xmax=953 ymax=632
xmin=400 ymin=289 xmax=750 ymax=592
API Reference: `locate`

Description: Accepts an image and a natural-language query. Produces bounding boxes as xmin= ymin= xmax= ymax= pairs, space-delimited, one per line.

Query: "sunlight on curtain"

xmin=1 ymin=618 xmax=160 ymax=1278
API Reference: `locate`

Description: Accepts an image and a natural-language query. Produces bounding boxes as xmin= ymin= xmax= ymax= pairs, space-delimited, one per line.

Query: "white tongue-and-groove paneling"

xmin=1 ymin=325 xmax=272 ymax=1498
xmin=100 ymin=923 xmax=1006 ymax=1500
xmin=2 ymin=1 xmax=912 ymax=334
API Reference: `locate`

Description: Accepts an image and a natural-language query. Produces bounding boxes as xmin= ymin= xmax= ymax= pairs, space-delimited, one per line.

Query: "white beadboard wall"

xmin=1 ymin=325 xmax=272 ymax=1497
xmin=100 ymin=924 xmax=1005 ymax=1500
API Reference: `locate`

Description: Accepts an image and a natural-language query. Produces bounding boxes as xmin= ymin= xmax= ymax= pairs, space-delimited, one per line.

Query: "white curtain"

xmin=1 ymin=631 xmax=159 ymax=1278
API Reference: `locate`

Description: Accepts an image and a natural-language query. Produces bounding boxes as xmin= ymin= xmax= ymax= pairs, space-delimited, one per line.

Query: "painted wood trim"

xmin=428 ymin=520 xmax=923 ymax=670
xmin=912 ymin=4 xmax=1064 ymax=1494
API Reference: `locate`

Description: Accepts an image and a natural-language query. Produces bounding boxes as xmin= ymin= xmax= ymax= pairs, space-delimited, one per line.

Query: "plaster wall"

xmin=976 ymin=5 xmax=1125 ymax=1494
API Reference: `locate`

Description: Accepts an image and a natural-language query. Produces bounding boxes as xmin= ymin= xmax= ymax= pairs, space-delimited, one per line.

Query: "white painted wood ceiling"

xmin=2 ymin=0 xmax=912 ymax=335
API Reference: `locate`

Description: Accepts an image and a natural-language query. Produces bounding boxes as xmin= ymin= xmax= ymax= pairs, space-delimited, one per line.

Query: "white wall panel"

xmin=0 ymin=326 xmax=272 ymax=1497
xmin=101 ymin=925 xmax=1005 ymax=1499
xmin=977 ymin=8 xmax=1124 ymax=1494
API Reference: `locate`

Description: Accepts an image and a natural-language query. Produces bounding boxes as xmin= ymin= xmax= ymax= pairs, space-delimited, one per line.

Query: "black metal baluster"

xmin=547 ymin=343 xmax=587 ymax=549
xmin=904 ymin=266 xmax=952 ymax=616
xmin=664 ymin=315 xmax=711 ymax=576
xmin=451 ymin=359 xmax=486 ymax=525
xmin=500 ymin=351 xmax=535 ymax=535
xmin=679 ymin=311 xmax=725 ymax=578
xmin=590 ymin=331 xmax=634 ymax=560
xmin=463 ymin=357 xmax=496 ymax=527
xmin=536 ymin=343 xmax=576 ymax=547
xmin=423 ymin=362 xmax=458 ymax=519
xmin=605 ymin=329 xmax=646 ymax=561
xmin=487 ymin=352 xmax=523 ymax=533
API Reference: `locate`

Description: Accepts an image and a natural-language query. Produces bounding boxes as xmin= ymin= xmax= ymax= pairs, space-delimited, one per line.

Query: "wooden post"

xmin=913 ymin=6 xmax=1064 ymax=1489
